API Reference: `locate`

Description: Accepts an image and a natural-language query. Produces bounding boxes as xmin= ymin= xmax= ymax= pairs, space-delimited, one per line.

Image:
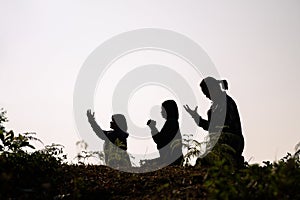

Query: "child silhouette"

xmin=87 ymin=110 xmax=131 ymax=168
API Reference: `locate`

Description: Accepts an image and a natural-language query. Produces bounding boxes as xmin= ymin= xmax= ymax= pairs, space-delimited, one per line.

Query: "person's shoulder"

xmin=116 ymin=130 xmax=129 ymax=139
xmin=226 ymin=94 xmax=240 ymax=111
xmin=226 ymin=94 xmax=236 ymax=104
xmin=104 ymin=130 xmax=113 ymax=136
xmin=165 ymin=118 xmax=179 ymax=123
xmin=165 ymin=119 xmax=179 ymax=128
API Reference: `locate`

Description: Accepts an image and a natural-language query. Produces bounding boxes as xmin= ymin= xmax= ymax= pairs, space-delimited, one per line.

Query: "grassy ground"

xmin=1 ymin=110 xmax=300 ymax=199
xmin=1 ymin=154 xmax=300 ymax=200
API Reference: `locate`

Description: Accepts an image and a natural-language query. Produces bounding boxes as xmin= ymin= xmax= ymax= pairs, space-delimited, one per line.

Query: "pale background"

xmin=1 ymin=0 xmax=300 ymax=164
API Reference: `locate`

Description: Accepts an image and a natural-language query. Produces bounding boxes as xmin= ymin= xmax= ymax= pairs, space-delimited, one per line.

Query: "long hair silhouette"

xmin=162 ymin=100 xmax=179 ymax=120
xmin=87 ymin=110 xmax=131 ymax=168
xmin=111 ymin=114 xmax=128 ymax=132
xmin=184 ymin=77 xmax=244 ymax=165
xmin=147 ymin=100 xmax=183 ymax=166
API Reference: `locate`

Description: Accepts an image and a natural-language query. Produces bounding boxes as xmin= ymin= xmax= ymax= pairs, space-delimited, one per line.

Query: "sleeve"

xmin=152 ymin=120 xmax=179 ymax=149
xmin=88 ymin=118 xmax=107 ymax=140
xmin=198 ymin=109 xmax=211 ymax=131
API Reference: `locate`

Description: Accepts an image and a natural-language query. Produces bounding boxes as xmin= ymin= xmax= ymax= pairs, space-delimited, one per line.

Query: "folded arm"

xmin=153 ymin=121 xmax=178 ymax=146
xmin=147 ymin=119 xmax=159 ymax=135
xmin=198 ymin=117 xmax=209 ymax=131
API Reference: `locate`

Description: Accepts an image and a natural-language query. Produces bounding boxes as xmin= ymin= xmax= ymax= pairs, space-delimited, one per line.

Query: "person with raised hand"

xmin=184 ymin=77 xmax=244 ymax=165
xmin=87 ymin=110 xmax=131 ymax=168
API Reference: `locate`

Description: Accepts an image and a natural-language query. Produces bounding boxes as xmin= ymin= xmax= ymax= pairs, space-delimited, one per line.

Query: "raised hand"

xmin=183 ymin=105 xmax=201 ymax=125
xmin=87 ymin=109 xmax=95 ymax=122
xmin=183 ymin=105 xmax=199 ymax=118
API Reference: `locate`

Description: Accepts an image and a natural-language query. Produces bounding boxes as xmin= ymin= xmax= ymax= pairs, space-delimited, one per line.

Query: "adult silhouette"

xmin=184 ymin=77 xmax=244 ymax=162
xmin=87 ymin=110 xmax=131 ymax=168
xmin=147 ymin=100 xmax=183 ymax=166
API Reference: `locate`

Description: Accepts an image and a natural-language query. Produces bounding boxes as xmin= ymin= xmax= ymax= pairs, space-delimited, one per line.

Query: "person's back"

xmin=221 ymin=94 xmax=242 ymax=137
xmin=184 ymin=77 xmax=245 ymax=166
xmin=207 ymin=93 xmax=244 ymax=156
xmin=154 ymin=119 xmax=183 ymax=165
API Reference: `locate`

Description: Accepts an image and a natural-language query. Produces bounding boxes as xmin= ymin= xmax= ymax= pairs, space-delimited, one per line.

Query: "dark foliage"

xmin=0 ymin=109 xmax=300 ymax=199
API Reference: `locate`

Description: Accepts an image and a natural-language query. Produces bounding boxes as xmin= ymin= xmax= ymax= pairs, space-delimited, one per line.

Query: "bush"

xmin=1 ymin=109 xmax=300 ymax=199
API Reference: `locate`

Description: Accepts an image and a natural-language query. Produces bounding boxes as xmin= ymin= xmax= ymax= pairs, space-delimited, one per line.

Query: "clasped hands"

xmin=146 ymin=104 xmax=201 ymax=129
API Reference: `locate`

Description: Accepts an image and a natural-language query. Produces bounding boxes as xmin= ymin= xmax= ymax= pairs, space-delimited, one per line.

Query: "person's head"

xmin=161 ymin=100 xmax=179 ymax=120
xmin=110 ymin=114 xmax=128 ymax=132
xmin=200 ymin=77 xmax=228 ymax=100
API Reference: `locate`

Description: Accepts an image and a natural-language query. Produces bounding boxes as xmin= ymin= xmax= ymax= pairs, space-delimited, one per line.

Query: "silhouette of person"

xmin=184 ymin=77 xmax=244 ymax=162
xmin=87 ymin=110 xmax=131 ymax=168
xmin=147 ymin=100 xmax=184 ymax=166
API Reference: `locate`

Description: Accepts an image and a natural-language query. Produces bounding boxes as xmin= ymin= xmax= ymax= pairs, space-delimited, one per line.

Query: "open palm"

xmin=87 ymin=109 xmax=95 ymax=122
xmin=183 ymin=105 xmax=199 ymax=118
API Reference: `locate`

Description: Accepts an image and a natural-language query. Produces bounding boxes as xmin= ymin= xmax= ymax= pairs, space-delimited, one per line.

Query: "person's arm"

xmin=152 ymin=126 xmax=164 ymax=146
xmin=152 ymin=120 xmax=179 ymax=149
xmin=147 ymin=119 xmax=159 ymax=135
xmin=86 ymin=109 xmax=106 ymax=140
xmin=183 ymin=105 xmax=209 ymax=131
xmin=199 ymin=116 xmax=209 ymax=131
xmin=147 ymin=119 xmax=166 ymax=147
xmin=183 ymin=105 xmax=201 ymax=125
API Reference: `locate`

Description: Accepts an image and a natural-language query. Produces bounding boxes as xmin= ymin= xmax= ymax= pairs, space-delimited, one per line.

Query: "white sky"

xmin=1 ymin=0 xmax=300 ymax=164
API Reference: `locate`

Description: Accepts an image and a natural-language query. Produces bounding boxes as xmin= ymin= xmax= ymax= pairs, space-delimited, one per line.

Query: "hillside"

xmin=1 ymin=110 xmax=300 ymax=199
